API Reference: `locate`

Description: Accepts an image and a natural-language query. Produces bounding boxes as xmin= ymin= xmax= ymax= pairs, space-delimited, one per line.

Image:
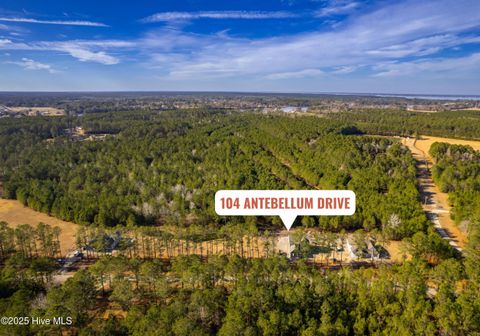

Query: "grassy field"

xmin=415 ymin=135 xmax=480 ymax=154
xmin=0 ymin=199 xmax=79 ymax=255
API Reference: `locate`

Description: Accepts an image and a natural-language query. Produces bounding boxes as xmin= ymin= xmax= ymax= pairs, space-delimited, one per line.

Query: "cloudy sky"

xmin=0 ymin=0 xmax=479 ymax=94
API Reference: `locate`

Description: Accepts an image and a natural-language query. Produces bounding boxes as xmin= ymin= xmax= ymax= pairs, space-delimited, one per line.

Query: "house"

xmin=276 ymin=235 xmax=296 ymax=259
xmin=345 ymin=237 xmax=360 ymax=259
xmin=366 ymin=239 xmax=380 ymax=259
xmin=346 ymin=237 xmax=381 ymax=260
xmin=281 ymin=106 xmax=297 ymax=113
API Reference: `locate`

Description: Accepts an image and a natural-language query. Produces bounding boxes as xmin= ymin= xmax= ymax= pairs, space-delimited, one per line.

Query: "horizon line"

xmin=0 ymin=90 xmax=479 ymax=97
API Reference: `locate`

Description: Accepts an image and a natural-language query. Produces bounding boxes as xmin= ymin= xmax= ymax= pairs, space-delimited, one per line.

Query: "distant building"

xmin=280 ymin=106 xmax=309 ymax=113
xmin=281 ymin=106 xmax=297 ymax=113
xmin=75 ymin=126 xmax=85 ymax=135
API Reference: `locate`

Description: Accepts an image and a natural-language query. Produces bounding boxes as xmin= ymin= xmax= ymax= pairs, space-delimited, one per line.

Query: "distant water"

xmin=281 ymin=91 xmax=480 ymax=101
xmin=373 ymin=93 xmax=480 ymax=101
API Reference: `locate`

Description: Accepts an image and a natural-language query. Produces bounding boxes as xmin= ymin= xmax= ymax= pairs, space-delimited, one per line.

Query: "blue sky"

xmin=0 ymin=0 xmax=479 ymax=94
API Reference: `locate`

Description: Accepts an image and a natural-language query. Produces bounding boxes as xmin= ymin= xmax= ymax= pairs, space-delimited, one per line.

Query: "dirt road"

xmin=402 ymin=137 xmax=468 ymax=251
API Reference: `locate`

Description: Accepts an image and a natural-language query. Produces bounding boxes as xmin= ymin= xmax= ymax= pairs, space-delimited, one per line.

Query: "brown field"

xmin=0 ymin=199 xmax=79 ymax=255
xmin=415 ymin=135 xmax=480 ymax=155
xmin=406 ymin=108 xmax=438 ymax=113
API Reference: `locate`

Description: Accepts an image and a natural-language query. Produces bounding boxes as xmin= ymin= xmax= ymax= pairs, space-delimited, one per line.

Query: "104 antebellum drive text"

xmin=215 ymin=190 xmax=355 ymax=230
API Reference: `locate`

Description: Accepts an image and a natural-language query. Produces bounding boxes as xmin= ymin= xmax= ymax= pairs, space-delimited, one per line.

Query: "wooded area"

xmin=430 ymin=142 xmax=480 ymax=225
xmin=1 ymin=110 xmax=426 ymax=239
xmin=0 ymin=249 xmax=478 ymax=335
xmin=1 ymin=108 xmax=479 ymax=335
xmin=327 ymin=109 xmax=480 ymax=139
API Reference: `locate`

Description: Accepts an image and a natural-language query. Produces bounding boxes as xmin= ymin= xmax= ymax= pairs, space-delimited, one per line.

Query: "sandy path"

xmin=402 ymin=137 xmax=470 ymax=251
xmin=0 ymin=199 xmax=80 ymax=255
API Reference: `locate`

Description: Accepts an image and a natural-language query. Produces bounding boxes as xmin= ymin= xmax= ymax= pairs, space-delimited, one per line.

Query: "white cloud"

xmin=61 ymin=47 xmax=118 ymax=64
xmin=0 ymin=17 xmax=108 ymax=27
xmin=138 ymin=0 xmax=480 ymax=80
xmin=7 ymin=57 xmax=57 ymax=73
xmin=41 ymin=40 xmax=134 ymax=64
xmin=141 ymin=11 xmax=298 ymax=23
xmin=316 ymin=1 xmax=360 ymax=17
xmin=0 ymin=39 xmax=134 ymax=65
xmin=0 ymin=22 xmax=29 ymax=35
xmin=48 ymin=40 xmax=135 ymax=64
xmin=2 ymin=0 xmax=480 ymax=81
xmin=373 ymin=53 xmax=480 ymax=77
xmin=331 ymin=65 xmax=361 ymax=74
xmin=0 ymin=39 xmax=12 ymax=47
xmin=367 ymin=35 xmax=480 ymax=58
xmin=266 ymin=68 xmax=324 ymax=79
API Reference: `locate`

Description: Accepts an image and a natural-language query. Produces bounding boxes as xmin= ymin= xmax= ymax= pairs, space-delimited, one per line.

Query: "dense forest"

xmin=326 ymin=109 xmax=480 ymax=139
xmin=429 ymin=142 xmax=480 ymax=226
xmin=0 ymin=216 xmax=470 ymax=335
xmin=1 ymin=110 xmax=427 ymax=238
xmin=0 ymin=248 xmax=478 ymax=335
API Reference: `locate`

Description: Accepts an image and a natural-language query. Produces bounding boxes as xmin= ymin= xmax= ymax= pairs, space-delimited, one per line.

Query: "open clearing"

xmin=8 ymin=106 xmax=65 ymax=116
xmin=414 ymin=135 xmax=480 ymax=154
xmin=0 ymin=199 xmax=79 ymax=255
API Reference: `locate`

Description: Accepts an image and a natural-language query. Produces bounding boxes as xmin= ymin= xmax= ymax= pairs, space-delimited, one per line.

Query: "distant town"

xmin=1 ymin=92 xmax=479 ymax=118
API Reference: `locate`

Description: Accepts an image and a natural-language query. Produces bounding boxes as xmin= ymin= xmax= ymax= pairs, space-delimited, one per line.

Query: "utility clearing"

xmin=401 ymin=136 xmax=480 ymax=251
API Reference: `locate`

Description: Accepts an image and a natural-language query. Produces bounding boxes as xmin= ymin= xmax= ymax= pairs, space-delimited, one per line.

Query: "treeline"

xmin=1 ymin=111 xmax=426 ymax=238
xmin=325 ymin=109 xmax=480 ymax=139
xmin=0 ymin=222 xmax=62 ymax=259
xmin=73 ymin=224 xmax=455 ymax=265
xmin=75 ymin=224 xmax=275 ymax=261
xmin=428 ymin=142 xmax=480 ymax=321
xmin=1 ymin=251 xmax=478 ymax=335
xmin=429 ymin=142 xmax=480 ymax=225
xmin=0 ymin=116 xmax=67 ymax=175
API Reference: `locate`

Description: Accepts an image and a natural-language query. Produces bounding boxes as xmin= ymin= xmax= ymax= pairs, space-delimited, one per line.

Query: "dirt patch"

xmin=384 ymin=240 xmax=409 ymax=262
xmin=0 ymin=199 xmax=79 ymax=255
